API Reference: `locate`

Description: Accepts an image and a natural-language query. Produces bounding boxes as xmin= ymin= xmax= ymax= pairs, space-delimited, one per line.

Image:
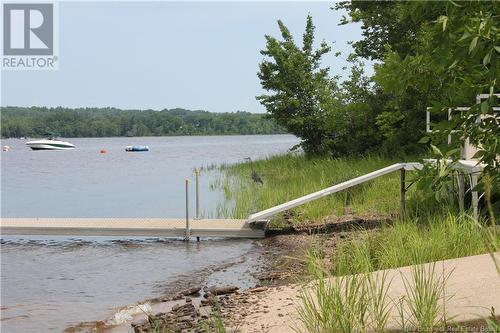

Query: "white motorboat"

xmin=26 ymin=137 xmax=75 ymax=150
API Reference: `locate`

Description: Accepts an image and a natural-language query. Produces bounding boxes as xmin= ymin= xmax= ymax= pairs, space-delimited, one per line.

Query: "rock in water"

xmin=207 ymin=285 xmax=239 ymax=295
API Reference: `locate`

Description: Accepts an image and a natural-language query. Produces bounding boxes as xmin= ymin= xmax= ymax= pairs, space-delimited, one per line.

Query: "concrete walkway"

xmin=236 ymin=253 xmax=500 ymax=332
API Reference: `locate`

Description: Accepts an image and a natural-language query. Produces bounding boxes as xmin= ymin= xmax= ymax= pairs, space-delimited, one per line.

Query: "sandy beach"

xmin=110 ymin=225 xmax=500 ymax=333
xmin=222 ymin=252 xmax=500 ymax=332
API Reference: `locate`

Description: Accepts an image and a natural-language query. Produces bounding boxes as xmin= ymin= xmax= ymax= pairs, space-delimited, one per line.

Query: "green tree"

xmin=335 ymin=1 xmax=442 ymax=61
xmin=373 ymin=1 xmax=499 ymax=207
xmin=335 ymin=1 xmax=448 ymax=154
xmin=328 ymin=57 xmax=384 ymax=155
xmin=257 ymin=15 xmax=339 ymax=155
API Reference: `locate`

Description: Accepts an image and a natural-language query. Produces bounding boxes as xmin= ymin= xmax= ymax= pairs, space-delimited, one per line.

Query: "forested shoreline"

xmin=0 ymin=107 xmax=286 ymax=138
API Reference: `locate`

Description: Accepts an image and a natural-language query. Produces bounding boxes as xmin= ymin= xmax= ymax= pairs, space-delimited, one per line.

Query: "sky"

xmin=1 ymin=1 xmax=367 ymax=113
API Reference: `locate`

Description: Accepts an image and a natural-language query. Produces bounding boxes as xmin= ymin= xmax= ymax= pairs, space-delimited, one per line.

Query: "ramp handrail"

xmin=247 ymin=162 xmax=422 ymax=223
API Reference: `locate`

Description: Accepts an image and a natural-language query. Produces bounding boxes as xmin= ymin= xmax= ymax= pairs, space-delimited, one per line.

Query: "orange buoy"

xmin=100 ymin=149 xmax=107 ymax=154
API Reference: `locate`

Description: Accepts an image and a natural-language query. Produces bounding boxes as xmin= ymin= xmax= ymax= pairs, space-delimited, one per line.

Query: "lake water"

xmin=1 ymin=135 xmax=298 ymax=218
xmin=0 ymin=135 xmax=299 ymax=333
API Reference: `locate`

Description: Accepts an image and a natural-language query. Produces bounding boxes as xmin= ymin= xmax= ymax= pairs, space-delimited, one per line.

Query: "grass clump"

xmin=213 ymin=154 xmax=499 ymax=332
xmin=400 ymin=262 xmax=451 ymax=331
xmin=297 ymin=258 xmax=452 ymax=333
xmin=297 ymin=251 xmax=393 ymax=333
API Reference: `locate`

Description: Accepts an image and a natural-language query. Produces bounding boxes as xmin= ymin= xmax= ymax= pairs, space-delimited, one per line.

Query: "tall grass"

xmin=400 ymin=262 xmax=450 ymax=330
xmin=297 ymin=251 xmax=393 ymax=333
xmin=331 ymin=214 xmax=497 ymax=276
xmin=297 ymin=255 xmax=454 ymax=333
xmin=149 ymin=319 xmax=176 ymax=333
xmin=213 ymin=154 xmax=414 ymax=224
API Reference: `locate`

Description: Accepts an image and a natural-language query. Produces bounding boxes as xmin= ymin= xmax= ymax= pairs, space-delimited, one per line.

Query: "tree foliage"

xmin=257 ymin=16 xmax=339 ymax=154
xmin=336 ymin=0 xmax=499 ymax=210
xmin=335 ymin=1 xmax=427 ymax=60
xmin=257 ymin=16 xmax=385 ymax=156
xmin=373 ymin=1 xmax=499 ymax=193
xmin=335 ymin=1 xmax=499 ymax=158
xmin=0 ymin=107 xmax=286 ymax=138
xmin=335 ymin=1 xmax=449 ymax=154
xmin=257 ymin=1 xmax=498 ymax=189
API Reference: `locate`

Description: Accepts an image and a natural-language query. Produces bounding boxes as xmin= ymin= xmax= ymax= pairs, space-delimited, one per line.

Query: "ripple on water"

xmin=0 ymin=236 xmax=263 ymax=333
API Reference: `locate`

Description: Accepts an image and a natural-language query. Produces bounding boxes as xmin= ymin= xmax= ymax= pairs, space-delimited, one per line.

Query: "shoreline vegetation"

xmin=118 ymin=154 xmax=499 ymax=333
xmin=158 ymin=1 xmax=500 ymax=330
xmin=0 ymin=107 xmax=286 ymax=138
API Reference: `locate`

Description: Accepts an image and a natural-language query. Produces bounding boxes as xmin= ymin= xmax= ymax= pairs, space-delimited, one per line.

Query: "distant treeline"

xmin=0 ymin=107 xmax=287 ymax=138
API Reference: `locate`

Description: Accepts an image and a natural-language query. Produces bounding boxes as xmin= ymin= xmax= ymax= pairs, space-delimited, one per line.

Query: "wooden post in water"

xmin=185 ymin=179 xmax=190 ymax=241
xmin=400 ymin=169 xmax=406 ymax=218
xmin=195 ymin=168 xmax=200 ymax=219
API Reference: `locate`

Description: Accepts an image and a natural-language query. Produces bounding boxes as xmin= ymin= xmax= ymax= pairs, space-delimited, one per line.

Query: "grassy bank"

xmin=213 ymin=154 xmax=417 ymax=224
xmin=326 ymin=214 xmax=498 ymax=276
xmin=213 ymin=154 xmax=499 ymax=332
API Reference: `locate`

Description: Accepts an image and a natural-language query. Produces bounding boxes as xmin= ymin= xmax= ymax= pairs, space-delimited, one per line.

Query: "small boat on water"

xmin=125 ymin=145 xmax=149 ymax=152
xmin=26 ymin=137 xmax=75 ymax=150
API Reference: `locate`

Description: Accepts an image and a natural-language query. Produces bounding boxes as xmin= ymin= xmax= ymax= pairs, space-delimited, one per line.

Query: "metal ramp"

xmin=247 ymin=160 xmax=484 ymax=223
xmin=247 ymin=163 xmax=421 ymax=223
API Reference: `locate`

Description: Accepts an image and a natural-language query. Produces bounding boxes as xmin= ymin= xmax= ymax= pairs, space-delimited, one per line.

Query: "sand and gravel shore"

xmin=76 ymin=217 xmax=500 ymax=333
xmin=118 ymin=231 xmax=500 ymax=333
xmin=221 ymin=252 xmax=500 ymax=333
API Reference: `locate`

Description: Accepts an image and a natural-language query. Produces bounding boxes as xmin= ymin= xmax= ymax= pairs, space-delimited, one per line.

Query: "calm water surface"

xmin=1 ymin=135 xmax=299 ymax=217
xmin=0 ymin=135 xmax=298 ymax=333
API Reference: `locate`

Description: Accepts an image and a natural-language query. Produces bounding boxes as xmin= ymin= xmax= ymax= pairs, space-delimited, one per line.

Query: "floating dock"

xmin=0 ymin=218 xmax=266 ymax=239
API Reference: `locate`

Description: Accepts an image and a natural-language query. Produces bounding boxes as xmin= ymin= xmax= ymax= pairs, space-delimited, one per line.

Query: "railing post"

xmin=449 ymin=172 xmax=455 ymax=200
xmin=400 ymin=168 xmax=406 ymax=218
xmin=185 ymin=178 xmax=190 ymax=241
xmin=471 ymin=174 xmax=479 ymax=221
xmin=457 ymin=173 xmax=465 ymax=212
xmin=195 ymin=168 xmax=200 ymax=219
